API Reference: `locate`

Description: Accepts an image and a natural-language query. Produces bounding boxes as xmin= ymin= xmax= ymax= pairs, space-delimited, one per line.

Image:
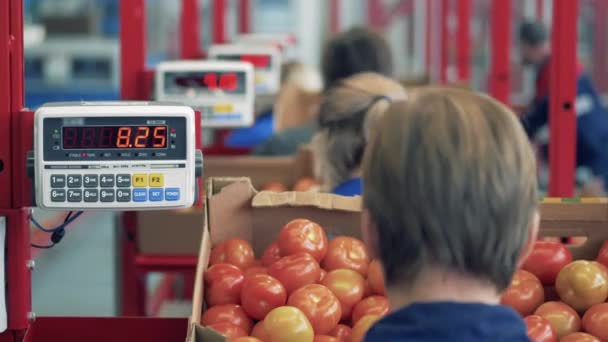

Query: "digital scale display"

xmin=62 ymin=125 xmax=168 ymax=149
xmin=164 ymin=71 xmax=247 ymax=95
xmin=215 ymin=55 xmax=272 ymax=70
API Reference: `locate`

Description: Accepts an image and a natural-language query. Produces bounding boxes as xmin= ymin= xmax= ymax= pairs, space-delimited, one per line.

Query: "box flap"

xmin=207 ymin=178 xmax=256 ymax=245
xmin=252 ymin=191 xmax=361 ymax=212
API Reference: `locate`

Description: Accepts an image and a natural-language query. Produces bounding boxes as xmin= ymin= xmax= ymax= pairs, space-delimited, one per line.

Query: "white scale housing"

xmin=207 ymin=44 xmax=282 ymax=95
xmin=155 ymin=60 xmax=255 ymax=128
xmin=235 ymin=33 xmax=297 ymax=60
xmin=34 ymin=102 xmax=197 ymax=210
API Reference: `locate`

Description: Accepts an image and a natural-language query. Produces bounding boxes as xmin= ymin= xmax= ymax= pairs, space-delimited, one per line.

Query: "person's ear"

xmin=362 ymin=207 xmax=380 ymax=260
xmin=517 ymin=210 xmax=540 ymax=268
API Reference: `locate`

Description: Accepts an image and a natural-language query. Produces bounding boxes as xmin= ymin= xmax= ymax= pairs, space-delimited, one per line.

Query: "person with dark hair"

xmin=253 ymin=27 xmax=394 ymax=156
xmin=519 ymin=20 xmax=608 ymax=192
xmin=362 ymin=88 xmax=538 ymax=341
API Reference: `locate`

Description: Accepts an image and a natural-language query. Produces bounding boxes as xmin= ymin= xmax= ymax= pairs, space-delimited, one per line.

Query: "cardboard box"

xmin=186 ymin=177 xmax=362 ymax=342
xmin=136 ymin=147 xmax=315 ymax=255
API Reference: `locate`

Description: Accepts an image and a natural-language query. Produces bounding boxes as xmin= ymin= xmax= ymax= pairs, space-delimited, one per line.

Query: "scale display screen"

xmin=216 ymin=54 xmax=272 ymax=70
xmin=62 ymin=125 xmax=168 ymax=149
xmin=164 ymin=71 xmax=247 ymax=95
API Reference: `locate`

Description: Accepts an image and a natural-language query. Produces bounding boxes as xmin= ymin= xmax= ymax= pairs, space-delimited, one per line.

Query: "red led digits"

xmin=241 ymin=55 xmax=270 ymax=68
xmin=63 ymin=127 xmax=77 ymax=148
xmin=219 ymin=73 xmax=238 ymax=91
xmin=81 ymin=127 xmax=96 ymax=148
xmin=116 ymin=127 xmax=131 ymax=148
xmin=99 ymin=127 xmax=114 ymax=148
xmin=152 ymin=126 xmax=167 ymax=148
xmin=62 ymin=126 xmax=167 ymax=149
xmin=203 ymin=73 xmax=218 ymax=91
xmin=133 ymin=127 xmax=150 ymax=148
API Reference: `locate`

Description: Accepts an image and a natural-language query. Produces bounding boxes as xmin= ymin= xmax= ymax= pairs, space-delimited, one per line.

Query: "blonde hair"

xmin=362 ymin=87 xmax=537 ymax=290
xmin=313 ymin=73 xmax=407 ymax=190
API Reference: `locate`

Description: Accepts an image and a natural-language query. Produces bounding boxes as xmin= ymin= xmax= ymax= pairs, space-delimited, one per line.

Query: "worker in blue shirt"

xmin=313 ymin=73 xmax=407 ymax=196
xmin=361 ymin=88 xmax=536 ymax=341
xmin=519 ymin=21 xmax=608 ymax=191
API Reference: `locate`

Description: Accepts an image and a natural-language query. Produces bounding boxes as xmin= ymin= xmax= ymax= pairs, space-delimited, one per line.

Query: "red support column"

xmin=180 ymin=0 xmax=201 ymax=59
xmin=120 ymin=0 xmax=146 ymax=100
xmin=456 ymin=0 xmax=471 ymax=82
xmin=368 ymin=0 xmax=384 ymax=29
xmin=536 ymin=0 xmax=544 ymax=19
xmin=213 ymin=0 xmax=227 ymax=44
xmin=593 ymin=0 xmax=608 ymax=94
xmin=489 ymin=0 xmax=511 ymax=106
xmin=548 ymin=0 xmax=578 ymax=197
xmin=440 ymin=0 xmax=449 ymax=83
xmin=0 ymin=0 xmax=14 ymax=209
xmin=330 ymin=0 xmax=340 ymax=33
xmin=425 ymin=0 xmax=434 ymax=78
xmin=238 ymin=0 xmax=251 ymax=34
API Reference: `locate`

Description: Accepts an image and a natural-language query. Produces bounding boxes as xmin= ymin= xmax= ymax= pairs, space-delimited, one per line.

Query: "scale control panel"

xmin=155 ymin=61 xmax=255 ymax=128
xmin=208 ymin=44 xmax=282 ymax=95
xmin=34 ymin=101 xmax=201 ymax=210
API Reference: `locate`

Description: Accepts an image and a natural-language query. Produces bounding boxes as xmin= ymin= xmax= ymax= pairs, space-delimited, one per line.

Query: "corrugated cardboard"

xmin=136 ymin=147 xmax=314 ymax=254
xmin=539 ymin=200 xmax=608 ymax=260
xmin=186 ymin=177 xmax=361 ymax=342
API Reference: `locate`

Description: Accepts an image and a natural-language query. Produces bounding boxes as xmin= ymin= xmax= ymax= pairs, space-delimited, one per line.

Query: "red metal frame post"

xmin=213 ymin=0 xmax=227 ymax=44
xmin=120 ymin=0 xmax=146 ymax=100
xmin=593 ymin=0 xmax=608 ymax=94
xmin=536 ymin=0 xmax=544 ymax=19
xmin=367 ymin=0 xmax=384 ymax=29
xmin=329 ymin=0 xmax=340 ymax=33
xmin=489 ymin=0 xmax=511 ymax=105
xmin=180 ymin=0 xmax=202 ymax=59
xmin=456 ymin=0 xmax=471 ymax=82
xmin=440 ymin=0 xmax=449 ymax=83
xmin=238 ymin=0 xmax=251 ymax=34
xmin=548 ymin=0 xmax=578 ymax=197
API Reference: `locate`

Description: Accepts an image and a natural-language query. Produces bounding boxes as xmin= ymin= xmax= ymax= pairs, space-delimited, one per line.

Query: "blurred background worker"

xmin=519 ymin=21 xmax=608 ymax=193
xmin=253 ymin=27 xmax=394 ymax=156
xmin=312 ymin=73 xmax=406 ymax=196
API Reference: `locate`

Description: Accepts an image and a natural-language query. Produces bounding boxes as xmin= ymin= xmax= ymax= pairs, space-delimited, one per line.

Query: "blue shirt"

xmin=225 ymin=111 xmax=274 ymax=148
xmin=365 ymin=302 xmax=531 ymax=342
xmin=332 ymin=178 xmax=362 ymax=196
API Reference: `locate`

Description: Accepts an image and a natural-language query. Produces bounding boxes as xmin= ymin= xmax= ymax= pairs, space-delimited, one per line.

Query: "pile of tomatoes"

xmin=202 ymin=218 xmax=389 ymax=342
xmin=501 ymin=240 xmax=608 ymax=341
xmin=262 ymin=177 xmax=320 ymax=193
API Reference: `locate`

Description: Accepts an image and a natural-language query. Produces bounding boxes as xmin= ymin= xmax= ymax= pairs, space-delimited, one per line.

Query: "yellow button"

xmin=149 ymin=174 xmax=164 ymax=187
xmin=133 ymin=174 xmax=147 ymax=187
xmin=255 ymin=74 xmax=265 ymax=84
xmin=213 ymin=103 xmax=234 ymax=114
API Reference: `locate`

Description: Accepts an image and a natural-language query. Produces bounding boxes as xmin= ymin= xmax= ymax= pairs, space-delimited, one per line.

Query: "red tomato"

xmin=329 ymin=324 xmax=352 ymax=341
xmin=277 ymin=219 xmax=328 ymax=262
xmin=522 ymin=241 xmax=573 ymax=286
xmin=367 ymin=260 xmax=386 ymax=295
xmin=556 ymin=260 xmax=608 ymax=312
xmin=351 ymin=296 xmax=390 ymax=325
xmin=207 ymin=322 xmax=247 ymax=339
xmin=267 ymin=252 xmax=321 ymax=294
xmin=244 ymin=266 xmax=268 ymax=277
xmin=251 ymin=321 xmax=271 ymax=341
xmin=262 ymin=182 xmax=287 ymax=192
xmin=524 ymin=315 xmax=557 ymax=342
xmin=582 ymin=303 xmax=608 ymax=341
xmin=201 ymin=304 xmax=253 ymax=334
xmin=293 ymin=177 xmax=320 ymax=192
xmin=534 ymin=301 xmax=581 ymax=339
xmin=596 ymin=241 xmax=608 ymax=270
xmin=321 ymin=269 xmax=366 ymax=321
xmin=232 ymin=338 xmax=262 ymax=342
xmin=313 ymin=335 xmax=340 ymax=342
xmin=500 ymin=270 xmax=545 ymax=316
xmin=250 ymin=259 xmax=264 ymax=268
xmin=209 ymin=239 xmax=255 ymax=270
xmin=350 ymin=314 xmax=380 ymax=342
xmin=204 ymin=263 xmax=245 ymax=306
xmin=560 ymin=333 xmax=601 ymax=342
xmin=264 ymin=306 xmax=314 ymax=342
xmin=262 ymin=242 xmax=282 ymax=266
xmin=318 ymin=269 xmax=327 ymax=283
xmin=287 ymin=284 xmax=342 ymax=334
xmin=322 ymin=237 xmax=370 ymax=277
xmin=240 ymin=274 xmax=287 ymax=320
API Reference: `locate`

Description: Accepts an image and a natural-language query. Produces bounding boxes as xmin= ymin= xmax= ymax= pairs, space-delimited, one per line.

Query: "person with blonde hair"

xmin=313 ymin=73 xmax=407 ymax=195
xmin=361 ymin=87 xmax=537 ymax=341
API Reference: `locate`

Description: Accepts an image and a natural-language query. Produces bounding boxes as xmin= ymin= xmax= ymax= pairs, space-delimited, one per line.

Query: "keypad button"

xmin=116 ymin=189 xmax=131 ymax=202
xmin=100 ymin=189 xmax=115 ymax=202
xmin=67 ymin=174 xmax=82 ymax=188
xmin=67 ymin=189 xmax=83 ymax=202
xmin=132 ymin=174 xmax=147 ymax=187
xmin=100 ymin=174 xmax=115 ymax=188
xmin=116 ymin=174 xmax=131 ymax=187
xmin=165 ymin=188 xmax=180 ymax=201
xmin=133 ymin=189 xmax=147 ymax=202
xmin=50 ymin=175 xmax=66 ymax=188
xmin=50 ymin=189 xmax=66 ymax=202
xmin=149 ymin=174 xmax=164 ymax=187
xmin=83 ymin=174 xmax=99 ymax=188
xmin=83 ymin=189 xmax=99 ymax=202
xmin=149 ymin=188 xmax=163 ymax=201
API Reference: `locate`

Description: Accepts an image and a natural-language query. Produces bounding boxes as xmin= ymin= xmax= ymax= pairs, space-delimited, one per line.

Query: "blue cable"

xmin=30 ymin=211 xmax=84 ymax=233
